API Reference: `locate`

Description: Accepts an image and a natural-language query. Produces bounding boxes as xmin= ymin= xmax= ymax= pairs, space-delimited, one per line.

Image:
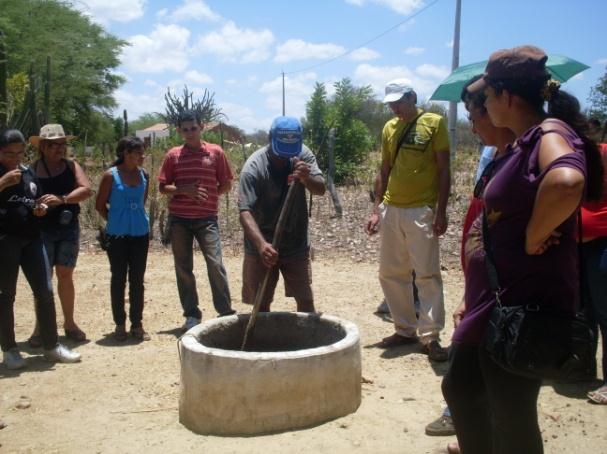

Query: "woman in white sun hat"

xmin=27 ymin=124 xmax=92 ymax=347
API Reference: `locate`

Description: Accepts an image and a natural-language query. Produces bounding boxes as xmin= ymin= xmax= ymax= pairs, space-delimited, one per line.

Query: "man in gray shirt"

xmin=238 ymin=116 xmax=325 ymax=312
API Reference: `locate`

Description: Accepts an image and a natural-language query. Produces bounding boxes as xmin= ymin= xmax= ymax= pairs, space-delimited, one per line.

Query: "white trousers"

xmin=379 ymin=204 xmax=445 ymax=344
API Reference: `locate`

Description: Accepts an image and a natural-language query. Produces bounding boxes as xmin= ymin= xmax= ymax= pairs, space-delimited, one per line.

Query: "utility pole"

xmin=449 ymin=0 xmax=461 ymax=154
xmin=282 ymin=71 xmax=286 ymax=116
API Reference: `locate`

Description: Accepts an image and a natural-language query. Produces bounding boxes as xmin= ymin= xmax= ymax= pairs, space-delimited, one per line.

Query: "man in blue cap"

xmin=238 ymin=116 xmax=325 ymax=312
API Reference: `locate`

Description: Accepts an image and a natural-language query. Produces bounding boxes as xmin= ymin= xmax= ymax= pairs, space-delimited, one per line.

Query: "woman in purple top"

xmin=441 ymin=46 xmax=604 ymax=454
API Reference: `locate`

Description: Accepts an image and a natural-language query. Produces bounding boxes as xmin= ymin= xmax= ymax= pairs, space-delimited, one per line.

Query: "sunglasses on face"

xmin=180 ymin=126 xmax=199 ymax=133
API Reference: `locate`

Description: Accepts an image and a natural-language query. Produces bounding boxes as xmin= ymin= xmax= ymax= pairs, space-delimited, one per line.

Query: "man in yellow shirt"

xmin=365 ymin=79 xmax=451 ymax=362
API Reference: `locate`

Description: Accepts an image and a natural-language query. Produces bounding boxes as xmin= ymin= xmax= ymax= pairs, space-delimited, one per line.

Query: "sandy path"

xmin=1 ymin=251 xmax=605 ymax=453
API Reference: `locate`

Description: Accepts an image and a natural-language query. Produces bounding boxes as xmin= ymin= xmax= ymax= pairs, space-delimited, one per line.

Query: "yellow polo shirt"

xmin=381 ymin=110 xmax=449 ymax=208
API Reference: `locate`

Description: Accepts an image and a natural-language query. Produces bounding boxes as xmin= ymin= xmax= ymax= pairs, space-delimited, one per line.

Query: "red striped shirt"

xmin=158 ymin=142 xmax=233 ymax=219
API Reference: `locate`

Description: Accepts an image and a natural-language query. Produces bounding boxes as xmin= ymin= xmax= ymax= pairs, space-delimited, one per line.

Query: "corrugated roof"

xmin=141 ymin=123 xmax=169 ymax=131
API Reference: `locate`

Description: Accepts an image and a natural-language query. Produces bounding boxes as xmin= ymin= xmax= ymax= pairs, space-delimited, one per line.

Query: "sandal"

xmin=588 ymin=385 xmax=607 ymax=404
xmin=27 ymin=335 xmax=42 ymax=349
xmin=64 ymin=327 xmax=87 ymax=342
xmin=421 ymin=340 xmax=449 ymax=362
xmin=130 ymin=326 xmax=150 ymax=341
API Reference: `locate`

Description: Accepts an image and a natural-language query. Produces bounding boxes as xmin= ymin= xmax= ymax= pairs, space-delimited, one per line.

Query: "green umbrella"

xmin=430 ymin=55 xmax=590 ymax=102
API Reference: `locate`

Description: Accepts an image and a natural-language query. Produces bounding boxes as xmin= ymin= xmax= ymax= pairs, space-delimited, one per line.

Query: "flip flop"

xmin=588 ymin=385 xmax=607 ymax=404
xmin=64 ymin=328 xmax=87 ymax=342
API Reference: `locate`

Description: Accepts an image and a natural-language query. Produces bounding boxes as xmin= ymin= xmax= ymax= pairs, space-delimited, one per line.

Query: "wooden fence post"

xmin=326 ymin=128 xmax=342 ymax=217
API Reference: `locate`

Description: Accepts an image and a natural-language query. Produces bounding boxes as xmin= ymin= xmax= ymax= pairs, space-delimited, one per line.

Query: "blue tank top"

xmin=105 ymin=166 xmax=149 ymax=236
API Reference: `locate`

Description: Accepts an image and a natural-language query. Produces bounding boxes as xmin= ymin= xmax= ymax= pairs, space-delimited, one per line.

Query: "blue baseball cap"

xmin=270 ymin=116 xmax=303 ymax=158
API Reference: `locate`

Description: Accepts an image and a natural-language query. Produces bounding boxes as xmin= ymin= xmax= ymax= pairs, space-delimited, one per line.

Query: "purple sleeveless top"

xmin=454 ymin=119 xmax=587 ymax=345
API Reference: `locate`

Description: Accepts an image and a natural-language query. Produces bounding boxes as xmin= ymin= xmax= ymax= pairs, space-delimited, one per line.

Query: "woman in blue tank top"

xmin=95 ymin=137 xmax=150 ymax=341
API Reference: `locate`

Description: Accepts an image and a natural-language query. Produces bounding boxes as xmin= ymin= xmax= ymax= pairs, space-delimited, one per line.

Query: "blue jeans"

xmin=0 ymin=234 xmax=58 ymax=351
xmin=582 ymin=237 xmax=607 ymax=383
xmin=169 ymin=216 xmax=232 ymax=319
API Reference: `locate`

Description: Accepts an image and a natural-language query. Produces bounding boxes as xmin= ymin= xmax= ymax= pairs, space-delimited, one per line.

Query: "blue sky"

xmin=74 ymin=0 xmax=607 ymax=133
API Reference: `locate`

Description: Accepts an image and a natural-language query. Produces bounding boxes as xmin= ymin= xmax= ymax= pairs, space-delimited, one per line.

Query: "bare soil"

xmin=1 ymin=183 xmax=605 ymax=453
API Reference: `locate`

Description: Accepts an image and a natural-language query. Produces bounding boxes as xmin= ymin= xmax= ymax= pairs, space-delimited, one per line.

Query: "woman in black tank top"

xmin=27 ymin=124 xmax=93 ymax=345
xmin=0 ymin=128 xmax=81 ymax=368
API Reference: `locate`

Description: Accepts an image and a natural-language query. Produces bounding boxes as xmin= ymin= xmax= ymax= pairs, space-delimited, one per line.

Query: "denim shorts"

xmin=41 ymin=221 xmax=80 ymax=268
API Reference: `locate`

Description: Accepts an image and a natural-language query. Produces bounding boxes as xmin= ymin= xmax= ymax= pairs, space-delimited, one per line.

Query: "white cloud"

xmin=185 ymin=70 xmax=214 ymax=85
xmin=349 ymin=47 xmax=381 ymax=61
xmin=221 ymin=102 xmax=272 ymax=133
xmin=398 ymin=18 xmax=417 ymax=32
xmin=404 ymin=46 xmax=425 ymax=56
xmin=353 ymin=63 xmax=437 ymax=100
xmin=570 ymin=73 xmax=584 ymax=81
xmin=224 ymin=76 xmax=259 ymax=87
xmin=143 ymin=79 xmax=159 ymax=87
xmin=596 ymin=58 xmax=607 ymax=65
xmin=121 ymin=24 xmax=191 ymax=73
xmin=114 ymin=89 xmax=165 ymax=121
xmin=445 ymin=40 xmax=454 ymax=48
xmin=375 ymin=0 xmax=425 ymax=15
xmin=344 ymin=0 xmax=425 ymax=15
xmin=197 ymin=21 xmax=274 ymax=63
xmin=415 ymin=63 xmax=449 ymax=79
xmin=259 ymin=72 xmax=318 ymax=120
xmin=166 ymin=0 xmax=221 ymax=22
xmin=156 ymin=8 xmax=168 ymax=18
xmin=75 ymin=0 xmax=145 ymax=24
xmin=274 ymin=39 xmax=345 ymax=63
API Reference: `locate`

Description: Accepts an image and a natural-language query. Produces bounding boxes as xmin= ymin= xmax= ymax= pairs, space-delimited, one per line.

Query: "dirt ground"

xmin=1 ymin=247 xmax=605 ymax=454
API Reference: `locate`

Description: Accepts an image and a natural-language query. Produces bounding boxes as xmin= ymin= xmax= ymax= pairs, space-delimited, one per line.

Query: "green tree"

xmin=0 ymin=0 xmax=125 ymax=139
xmin=357 ymin=97 xmax=391 ymax=148
xmin=303 ymin=82 xmax=329 ymax=160
xmin=302 ymin=78 xmax=374 ymax=184
xmin=588 ymin=66 xmax=607 ymax=121
xmin=5 ymin=72 xmax=28 ymax=122
xmin=327 ymin=78 xmax=374 ymax=183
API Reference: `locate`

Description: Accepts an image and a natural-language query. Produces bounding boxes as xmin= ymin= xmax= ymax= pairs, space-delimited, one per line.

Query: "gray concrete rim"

xmin=180 ymin=312 xmax=359 ymax=361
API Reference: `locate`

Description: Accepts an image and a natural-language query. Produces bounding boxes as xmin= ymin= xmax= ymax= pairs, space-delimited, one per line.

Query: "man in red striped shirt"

xmin=158 ymin=110 xmax=235 ymax=331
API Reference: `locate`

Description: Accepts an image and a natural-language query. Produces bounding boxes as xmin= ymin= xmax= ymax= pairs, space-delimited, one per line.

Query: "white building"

xmin=135 ymin=123 xmax=170 ymax=143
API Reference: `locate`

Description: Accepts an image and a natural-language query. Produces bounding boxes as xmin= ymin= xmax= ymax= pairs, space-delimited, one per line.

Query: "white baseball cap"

xmin=383 ymin=79 xmax=415 ymax=103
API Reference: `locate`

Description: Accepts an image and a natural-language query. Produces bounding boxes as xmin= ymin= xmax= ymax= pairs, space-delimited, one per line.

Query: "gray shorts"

xmin=41 ymin=222 xmax=80 ymax=268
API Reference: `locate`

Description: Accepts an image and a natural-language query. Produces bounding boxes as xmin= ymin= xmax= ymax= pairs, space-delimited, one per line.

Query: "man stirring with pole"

xmin=238 ymin=116 xmax=325 ymax=313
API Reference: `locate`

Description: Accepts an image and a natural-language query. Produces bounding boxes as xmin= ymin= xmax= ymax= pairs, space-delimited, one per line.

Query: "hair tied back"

xmin=541 ymin=79 xmax=561 ymax=101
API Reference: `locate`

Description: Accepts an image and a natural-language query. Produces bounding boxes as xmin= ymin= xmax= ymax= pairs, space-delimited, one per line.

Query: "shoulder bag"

xmin=482 ymin=210 xmax=596 ymax=381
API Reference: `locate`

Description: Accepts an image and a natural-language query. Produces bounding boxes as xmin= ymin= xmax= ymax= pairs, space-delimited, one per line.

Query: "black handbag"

xmin=482 ymin=210 xmax=595 ymax=381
